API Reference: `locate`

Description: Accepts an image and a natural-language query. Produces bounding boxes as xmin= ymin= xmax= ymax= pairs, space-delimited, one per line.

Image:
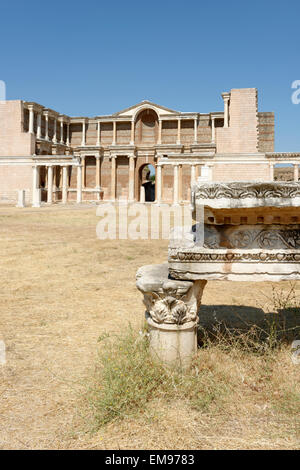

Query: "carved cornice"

xmin=169 ymin=250 xmax=300 ymax=263
xmin=193 ymin=182 xmax=300 ymax=200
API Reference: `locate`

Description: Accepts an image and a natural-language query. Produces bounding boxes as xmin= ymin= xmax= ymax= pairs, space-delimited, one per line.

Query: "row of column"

xmin=28 ymin=112 xmax=220 ymax=148
xmin=32 ymin=165 xmax=75 ymax=206
xmin=27 ymin=106 xmax=70 ymax=146
xmin=269 ymin=162 xmax=300 ymax=181
xmin=79 ymin=117 xmax=216 ymax=147
xmin=156 ymin=163 xmax=204 ymax=205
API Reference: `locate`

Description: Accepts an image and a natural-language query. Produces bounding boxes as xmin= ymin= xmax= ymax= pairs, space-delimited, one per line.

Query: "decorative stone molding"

xmin=198 ymin=224 xmax=300 ymax=250
xmin=193 ymin=181 xmax=300 ymax=202
xmin=169 ymin=249 xmax=300 ymax=264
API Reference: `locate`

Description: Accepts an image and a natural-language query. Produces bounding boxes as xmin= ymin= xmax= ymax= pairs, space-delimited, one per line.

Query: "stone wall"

xmin=216 ymin=88 xmax=259 ymax=154
xmin=0 ymin=101 xmax=35 ymax=156
xmin=0 ymin=164 xmax=33 ymax=201
xmin=213 ymin=162 xmax=270 ymax=182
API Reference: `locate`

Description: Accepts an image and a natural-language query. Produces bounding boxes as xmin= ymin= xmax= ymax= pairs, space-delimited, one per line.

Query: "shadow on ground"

xmin=198 ymin=304 xmax=300 ymax=346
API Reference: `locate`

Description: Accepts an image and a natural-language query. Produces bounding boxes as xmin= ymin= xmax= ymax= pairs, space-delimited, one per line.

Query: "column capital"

xmin=221 ymin=92 xmax=231 ymax=102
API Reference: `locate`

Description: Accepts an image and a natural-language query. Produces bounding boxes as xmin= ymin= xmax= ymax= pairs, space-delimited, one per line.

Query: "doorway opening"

xmin=139 ymin=164 xmax=155 ymax=202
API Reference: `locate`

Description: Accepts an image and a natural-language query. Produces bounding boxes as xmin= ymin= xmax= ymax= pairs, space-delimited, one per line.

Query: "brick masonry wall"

xmin=100 ymin=123 xmax=113 ymax=146
xmin=197 ymin=116 xmax=211 ymax=144
xmin=216 ymin=88 xmax=259 ymax=153
xmin=86 ymin=123 xmax=97 ymax=146
xmin=85 ymin=156 xmax=96 ymax=187
xmin=116 ymin=156 xmax=129 ymax=199
xmin=69 ymin=123 xmax=82 ymax=147
xmin=258 ymin=112 xmax=274 ymax=152
xmin=101 ymin=157 xmax=112 ymax=200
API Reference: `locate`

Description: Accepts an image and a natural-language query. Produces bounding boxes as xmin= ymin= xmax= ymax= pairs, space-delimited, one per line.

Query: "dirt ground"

xmin=0 ymin=205 xmax=299 ymax=450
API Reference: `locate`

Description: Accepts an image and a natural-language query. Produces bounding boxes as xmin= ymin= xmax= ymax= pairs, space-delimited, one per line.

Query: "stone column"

xmin=194 ymin=118 xmax=198 ymax=144
xmin=32 ymin=166 xmax=41 ymax=207
xmin=66 ymin=122 xmax=70 ymax=146
xmin=77 ymin=165 xmax=82 ymax=203
xmin=128 ymin=155 xmax=135 ymax=202
xmin=178 ymin=164 xmax=183 ymax=203
xmin=111 ymin=155 xmax=117 ymax=201
xmin=157 ymin=119 xmax=162 ymax=145
xmin=96 ymin=156 xmax=101 ymax=189
xmin=53 ymin=119 xmax=57 ymax=144
xmin=156 ymin=164 xmax=162 ymax=204
xmin=81 ymin=155 xmax=86 ymax=189
xmin=294 ymin=164 xmax=299 ymax=182
xmin=136 ymin=264 xmax=207 ymax=369
xmin=140 ymin=186 xmax=145 ymax=203
xmin=37 ymin=113 xmax=41 ymax=139
xmin=47 ymin=166 xmax=53 ymax=204
xmin=60 ymin=119 xmax=64 ymax=144
xmin=112 ymin=121 xmax=117 ymax=145
xmin=97 ymin=121 xmax=101 ymax=146
xmin=177 ymin=118 xmax=181 ymax=145
xmin=28 ymin=106 xmax=34 ymax=134
xmin=45 ymin=112 xmax=49 ymax=140
xmin=173 ymin=164 xmax=179 ymax=205
xmin=222 ymin=92 xmax=230 ymax=128
xmin=130 ymin=120 xmax=135 ymax=145
xmin=211 ymin=117 xmax=216 ymax=144
xmin=191 ymin=164 xmax=196 ymax=185
xmin=81 ymin=120 xmax=86 ymax=146
xmin=269 ymin=162 xmax=274 ymax=181
xmin=62 ymin=166 xmax=68 ymax=204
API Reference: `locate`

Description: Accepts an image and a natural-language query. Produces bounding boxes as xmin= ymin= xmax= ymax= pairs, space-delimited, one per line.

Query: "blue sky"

xmin=1 ymin=0 xmax=299 ymax=151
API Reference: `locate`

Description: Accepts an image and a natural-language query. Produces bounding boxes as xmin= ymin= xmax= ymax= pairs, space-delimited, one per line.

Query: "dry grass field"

xmin=0 ymin=205 xmax=299 ymax=450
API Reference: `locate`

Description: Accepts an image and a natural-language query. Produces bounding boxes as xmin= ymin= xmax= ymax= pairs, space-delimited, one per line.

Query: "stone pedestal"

xmin=136 ymin=263 xmax=207 ymax=369
xmin=16 ymin=190 xmax=25 ymax=208
xmin=32 ymin=188 xmax=41 ymax=208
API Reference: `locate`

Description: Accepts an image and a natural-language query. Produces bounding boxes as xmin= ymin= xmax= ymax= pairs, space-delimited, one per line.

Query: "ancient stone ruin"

xmin=136 ymin=181 xmax=300 ymax=368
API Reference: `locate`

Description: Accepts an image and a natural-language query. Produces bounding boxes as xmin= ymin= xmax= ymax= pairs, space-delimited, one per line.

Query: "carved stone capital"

xmin=136 ymin=263 xmax=207 ymax=326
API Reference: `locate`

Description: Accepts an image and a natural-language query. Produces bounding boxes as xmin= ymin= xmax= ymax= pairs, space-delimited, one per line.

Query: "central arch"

xmin=135 ymin=109 xmax=159 ymax=146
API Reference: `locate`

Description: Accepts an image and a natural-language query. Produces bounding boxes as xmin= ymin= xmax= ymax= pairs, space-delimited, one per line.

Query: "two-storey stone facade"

xmin=0 ymin=87 xmax=299 ymax=205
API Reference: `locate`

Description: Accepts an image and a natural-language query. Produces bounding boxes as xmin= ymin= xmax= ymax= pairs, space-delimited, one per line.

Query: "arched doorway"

xmin=135 ymin=109 xmax=158 ymax=145
xmin=138 ymin=164 xmax=155 ymax=202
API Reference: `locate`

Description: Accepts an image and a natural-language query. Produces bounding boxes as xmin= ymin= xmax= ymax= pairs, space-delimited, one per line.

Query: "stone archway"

xmin=138 ymin=164 xmax=155 ymax=202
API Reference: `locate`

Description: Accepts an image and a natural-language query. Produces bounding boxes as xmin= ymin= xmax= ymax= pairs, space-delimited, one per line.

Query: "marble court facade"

xmin=0 ymin=87 xmax=300 ymax=205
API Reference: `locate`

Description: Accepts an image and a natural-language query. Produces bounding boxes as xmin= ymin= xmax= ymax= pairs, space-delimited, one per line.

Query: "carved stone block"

xmin=136 ymin=263 xmax=207 ymax=368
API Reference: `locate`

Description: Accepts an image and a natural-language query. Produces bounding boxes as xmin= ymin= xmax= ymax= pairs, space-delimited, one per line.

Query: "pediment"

xmin=113 ymin=100 xmax=179 ymax=118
